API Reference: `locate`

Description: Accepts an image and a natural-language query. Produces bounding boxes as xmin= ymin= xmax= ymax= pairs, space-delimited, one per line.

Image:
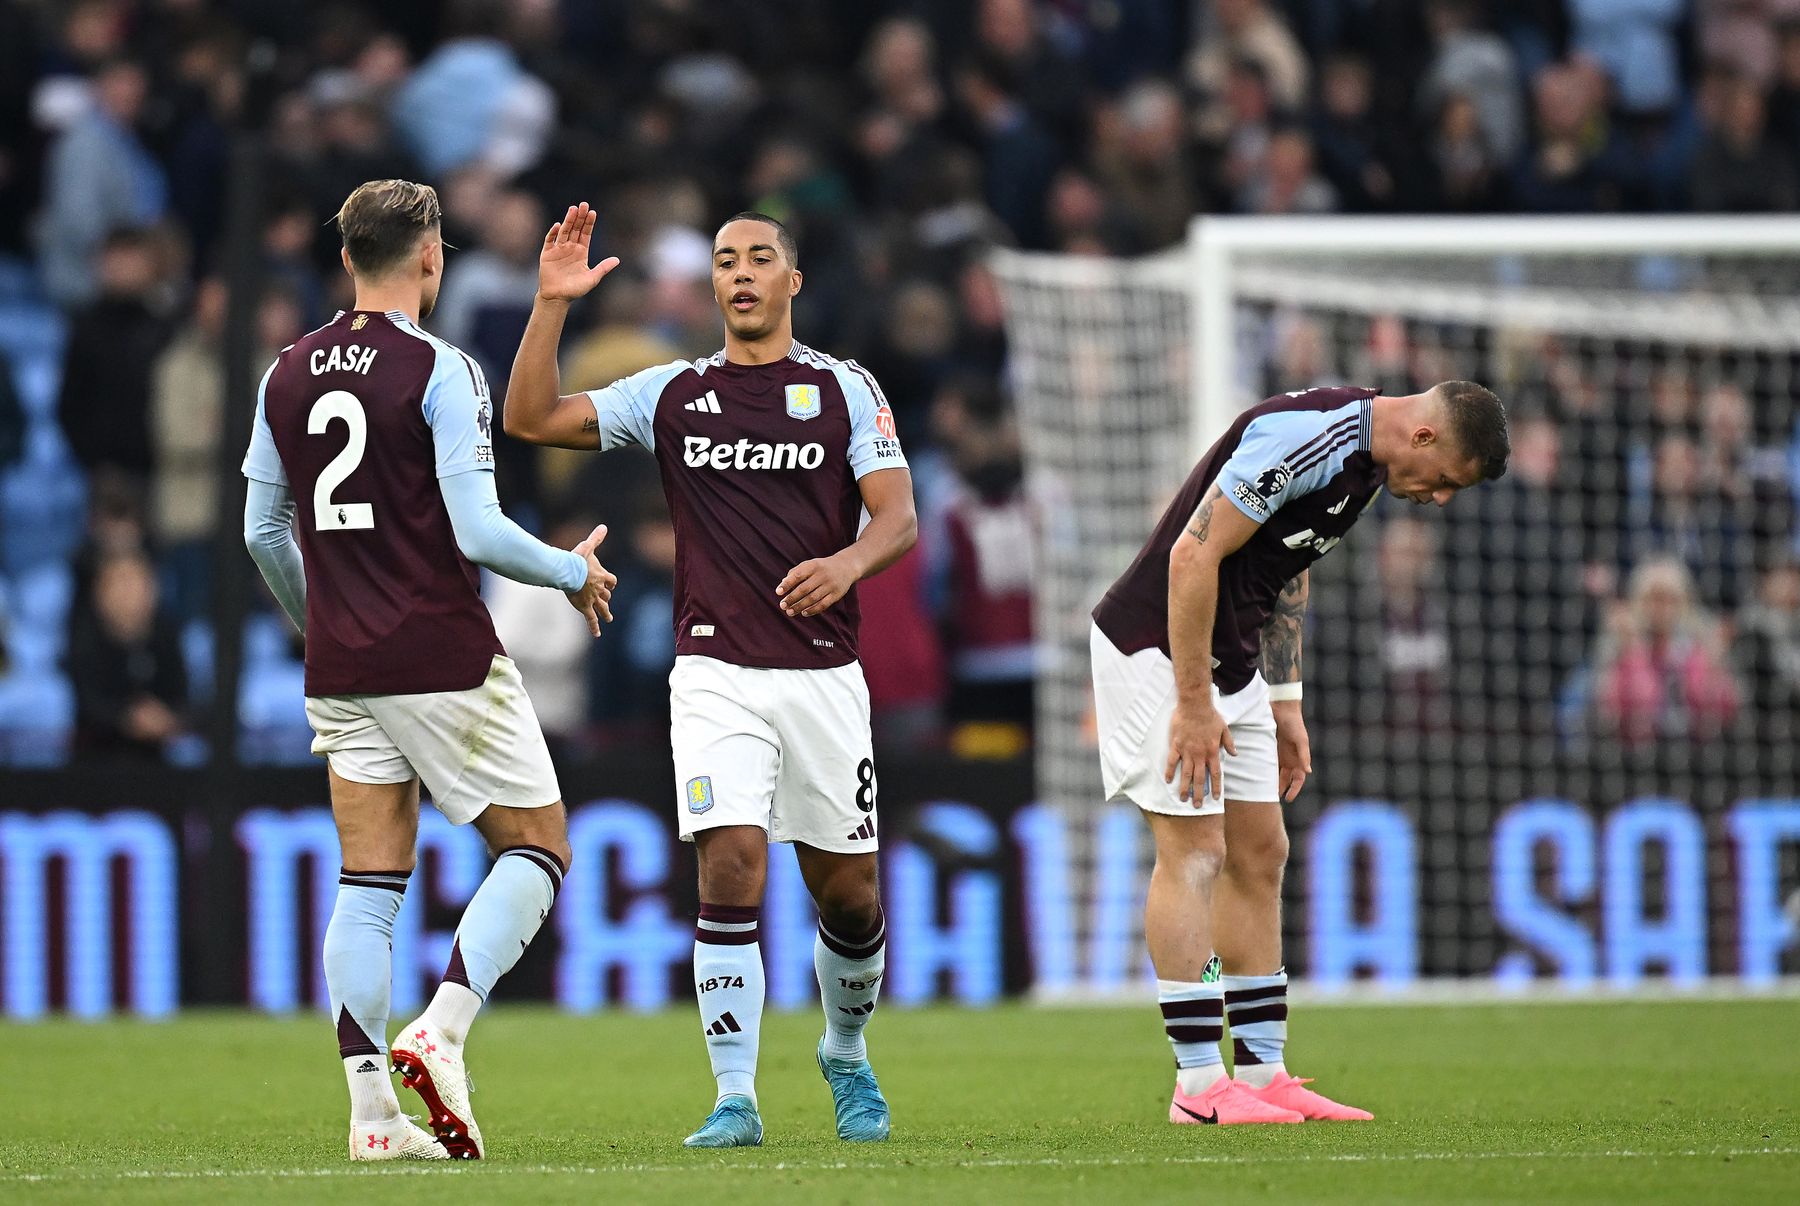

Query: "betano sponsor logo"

xmin=683 ymin=435 xmax=825 ymax=470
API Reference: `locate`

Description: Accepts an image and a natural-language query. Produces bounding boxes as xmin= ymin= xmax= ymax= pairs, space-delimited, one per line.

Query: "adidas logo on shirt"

xmin=685 ymin=390 xmax=722 ymax=414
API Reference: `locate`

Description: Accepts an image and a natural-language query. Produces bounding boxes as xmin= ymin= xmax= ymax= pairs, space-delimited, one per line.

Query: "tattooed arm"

xmin=1263 ymin=570 xmax=1312 ymax=801
xmin=1163 ymin=484 xmax=1263 ymax=801
xmin=1261 ymin=570 xmax=1308 ymax=686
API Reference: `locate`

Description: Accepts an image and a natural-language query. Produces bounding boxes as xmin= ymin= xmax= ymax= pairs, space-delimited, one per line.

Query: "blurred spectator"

xmin=1591 ymin=557 xmax=1740 ymax=747
xmin=955 ymin=55 xmax=1061 ymax=249
xmin=1692 ymin=72 xmax=1800 ymax=212
xmin=974 ymin=0 xmax=1088 ymax=144
xmin=1447 ymin=413 xmax=1590 ymax=737
xmin=149 ymin=281 xmax=301 ymax=620
xmin=1091 ymin=78 xmax=1196 ymax=248
xmin=488 ymin=515 xmax=594 ymax=745
xmin=35 ymin=57 xmax=169 ymax=306
xmin=1769 ymin=21 xmax=1800 ymax=162
xmin=261 ymin=195 xmax=329 ymax=328
xmin=858 ymin=542 xmax=948 ymax=753
xmin=1190 ymin=0 xmax=1310 ymax=138
xmin=1633 ymin=432 xmax=1754 ymax=611
xmin=1512 ymin=59 xmax=1625 ymax=212
xmin=588 ymin=489 xmax=679 ymax=744
xmin=863 ymin=280 xmax=960 ymax=447
xmin=390 ymin=0 xmax=555 ymax=179
xmin=1312 ymin=54 xmax=1402 ymax=212
xmin=1569 ymin=0 xmax=1685 ymax=116
xmin=1732 ymin=557 xmax=1800 ymax=751
xmin=67 ymin=549 xmax=190 ymax=760
xmin=1370 ymin=515 xmax=1453 ymax=733
xmin=1430 ymin=92 xmax=1506 ymax=210
xmin=1696 ymin=382 xmax=1795 ymax=573
xmin=1200 ymin=57 xmax=1277 ymax=214
xmin=1237 ymin=123 xmax=1337 ymax=214
xmin=432 ymin=188 xmax=545 ymax=364
xmin=1417 ymin=0 xmax=1526 ymax=168
xmin=56 ymin=230 xmax=177 ymax=503
xmin=940 ymin=389 xmax=1036 ymax=733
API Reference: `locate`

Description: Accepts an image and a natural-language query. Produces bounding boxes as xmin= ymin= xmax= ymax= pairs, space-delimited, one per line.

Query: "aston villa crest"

xmin=785 ymin=383 xmax=821 ymax=421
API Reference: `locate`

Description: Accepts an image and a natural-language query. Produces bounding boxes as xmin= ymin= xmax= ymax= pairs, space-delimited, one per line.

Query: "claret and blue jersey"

xmin=586 ymin=341 xmax=908 ymax=671
xmin=1094 ymin=387 xmax=1388 ymax=694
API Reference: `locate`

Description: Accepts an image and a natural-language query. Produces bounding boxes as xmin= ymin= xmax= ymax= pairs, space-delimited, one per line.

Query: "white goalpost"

xmin=993 ymin=216 xmax=1800 ymax=997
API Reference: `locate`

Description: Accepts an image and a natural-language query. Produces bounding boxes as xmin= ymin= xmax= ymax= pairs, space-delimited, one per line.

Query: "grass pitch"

xmin=2 ymin=999 xmax=1796 ymax=1204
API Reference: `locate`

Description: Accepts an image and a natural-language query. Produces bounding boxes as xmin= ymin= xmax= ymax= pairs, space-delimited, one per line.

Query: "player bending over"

xmin=243 ymin=180 xmax=615 ymax=1160
xmin=1091 ymin=382 xmax=1509 ymax=1125
xmin=505 ymin=204 xmax=915 ymax=1148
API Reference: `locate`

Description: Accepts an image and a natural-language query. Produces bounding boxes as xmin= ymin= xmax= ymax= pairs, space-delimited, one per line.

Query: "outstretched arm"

xmin=777 ymin=467 xmax=918 ymax=619
xmin=439 ymin=470 xmax=616 ymax=636
xmin=1262 ymin=570 xmax=1312 ymax=801
xmin=503 ymin=202 xmax=621 ymax=449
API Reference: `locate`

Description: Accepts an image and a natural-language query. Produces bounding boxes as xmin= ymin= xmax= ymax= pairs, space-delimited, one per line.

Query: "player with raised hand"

xmin=505 ymin=203 xmax=916 ymax=1149
xmin=242 ymin=180 xmax=616 ymax=1161
xmin=1091 ymin=382 xmax=1510 ymax=1126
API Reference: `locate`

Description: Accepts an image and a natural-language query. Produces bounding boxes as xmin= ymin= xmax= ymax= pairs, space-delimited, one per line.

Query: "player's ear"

xmin=1411 ymin=424 xmax=1437 ymax=449
xmin=339 ymin=246 xmax=355 ymax=278
xmin=789 ymin=267 xmax=802 ymax=297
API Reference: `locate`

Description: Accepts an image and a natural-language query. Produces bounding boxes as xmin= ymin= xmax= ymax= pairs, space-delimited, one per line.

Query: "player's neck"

xmin=1365 ymin=393 xmax=1414 ymax=467
xmin=351 ymin=281 xmax=423 ymax=326
xmin=724 ymin=322 xmax=795 ymax=366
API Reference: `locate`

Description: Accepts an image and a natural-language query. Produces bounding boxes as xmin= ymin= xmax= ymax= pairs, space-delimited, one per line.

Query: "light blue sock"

xmin=1158 ymin=978 xmax=1225 ymax=1076
xmin=326 ymin=868 xmax=410 ymax=1121
xmin=815 ymin=910 xmax=885 ymax=1063
xmin=695 ymin=903 xmax=764 ymax=1105
xmin=1224 ymin=969 xmax=1288 ymax=1082
xmin=325 ymin=869 xmax=410 ymax=1058
xmin=425 ymin=846 xmax=564 ymax=1043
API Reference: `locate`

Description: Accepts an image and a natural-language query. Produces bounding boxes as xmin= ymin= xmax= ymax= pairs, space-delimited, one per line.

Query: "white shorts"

xmin=670 ymin=654 xmax=877 ymax=853
xmin=1089 ymin=624 xmax=1279 ymax=816
xmin=305 ymin=654 xmax=561 ymax=826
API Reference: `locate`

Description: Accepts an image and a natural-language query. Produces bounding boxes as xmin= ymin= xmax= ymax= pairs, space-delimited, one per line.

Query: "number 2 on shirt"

xmin=309 ymin=389 xmax=376 ymax=531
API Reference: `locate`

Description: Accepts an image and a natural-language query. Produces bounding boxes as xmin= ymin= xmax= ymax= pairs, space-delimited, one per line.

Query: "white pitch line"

xmin=1 ymin=1146 xmax=1796 ymax=1184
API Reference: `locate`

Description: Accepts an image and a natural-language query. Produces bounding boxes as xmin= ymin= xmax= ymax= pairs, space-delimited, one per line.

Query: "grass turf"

xmin=1 ymin=1000 xmax=1796 ymax=1204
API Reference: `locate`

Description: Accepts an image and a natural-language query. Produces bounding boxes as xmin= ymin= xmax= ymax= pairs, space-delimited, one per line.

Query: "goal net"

xmin=993 ymin=217 xmax=1800 ymax=994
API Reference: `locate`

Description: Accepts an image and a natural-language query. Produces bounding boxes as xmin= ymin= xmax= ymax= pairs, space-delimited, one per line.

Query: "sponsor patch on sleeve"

xmin=1254 ymin=463 xmax=1292 ymax=498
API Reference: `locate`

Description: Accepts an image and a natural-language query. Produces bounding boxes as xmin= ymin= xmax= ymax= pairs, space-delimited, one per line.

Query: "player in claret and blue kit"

xmin=1091 ymin=381 xmax=1510 ymax=1126
xmin=242 ymin=180 xmax=615 ymax=1161
xmin=504 ymin=205 xmax=916 ymax=1148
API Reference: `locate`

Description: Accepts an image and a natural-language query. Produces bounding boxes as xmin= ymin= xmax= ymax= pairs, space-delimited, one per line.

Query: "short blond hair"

xmin=335 ymin=179 xmax=441 ymax=276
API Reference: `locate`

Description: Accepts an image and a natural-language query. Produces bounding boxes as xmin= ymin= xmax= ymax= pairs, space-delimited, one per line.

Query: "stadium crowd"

xmin=0 ymin=0 xmax=1798 ymax=767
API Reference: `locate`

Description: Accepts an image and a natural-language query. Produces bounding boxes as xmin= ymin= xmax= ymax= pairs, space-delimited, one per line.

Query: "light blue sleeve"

xmin=243 ymin=477 xmax=306 ymax=632
xmin=833 ymin=361 xmax=908 ymax=479
xmin=1214 ymin=410 xmax=1352 ymax=523
xmin=439 ymin=469 xmax=588 ymax=592
xmin=583 ymin=360 xmax=690 ymax=452
xmin=422 ymin=344 xmax=496 ymax=478
xmin=240 ymin=362 xmax=287 ymax=486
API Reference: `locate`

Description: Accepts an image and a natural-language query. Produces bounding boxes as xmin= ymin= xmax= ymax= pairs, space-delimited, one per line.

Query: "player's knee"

xmin=696 ymin=831 xmax=766 ymax=903
xmin=816 ymin=879 xmax=881 ymax=937
xmin=1224 ymin=828 xmax=1288 ymax=885
xmin=1159 ymin=837 xmax=1226 ymax=887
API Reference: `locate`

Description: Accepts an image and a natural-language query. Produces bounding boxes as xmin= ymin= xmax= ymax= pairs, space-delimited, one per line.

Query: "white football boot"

xmin=391 ymin=1017 xmax=484 ymax=1159
xmin=349 ymin=1115 xmax=450 ymax=1161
